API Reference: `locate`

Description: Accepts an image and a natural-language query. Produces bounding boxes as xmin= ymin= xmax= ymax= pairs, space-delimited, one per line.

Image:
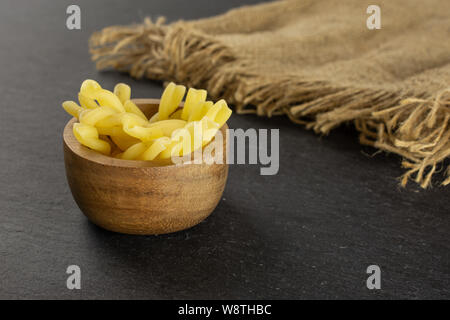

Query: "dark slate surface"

xmin=0 ymin=0 xmax=448 ymax=299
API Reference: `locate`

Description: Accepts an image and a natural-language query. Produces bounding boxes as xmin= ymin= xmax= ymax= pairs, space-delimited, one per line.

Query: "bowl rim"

xmin=63 ymin=98 xmax=228 ymax=169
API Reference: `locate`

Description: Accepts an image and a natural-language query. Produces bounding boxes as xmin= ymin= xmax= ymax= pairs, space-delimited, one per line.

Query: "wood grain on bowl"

xmin=63 ymin=99 xmax=228 ymax=235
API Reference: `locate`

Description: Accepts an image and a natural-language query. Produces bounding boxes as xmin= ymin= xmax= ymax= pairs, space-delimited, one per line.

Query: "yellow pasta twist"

xmin=182 ymin=88 xmax=207 ymax=121
xmin=159 ymin=82 xmax=186 ymax=120
xmin=118 ymin=116 xmax=220 ymax=160
xmin=73 ymin=123 xmax=111 ymax=155
xmin=80 ymin=79 xmax=102 ymax=99
xmin=114 ymin=83 xmax=131 ymax=104
xmin=62 ymin=80 xmax=232 ymax=162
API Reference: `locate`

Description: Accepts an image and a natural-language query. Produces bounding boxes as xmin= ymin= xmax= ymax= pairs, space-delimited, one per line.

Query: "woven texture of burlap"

xmin=89 ymin=0 xmax=450 ymax=188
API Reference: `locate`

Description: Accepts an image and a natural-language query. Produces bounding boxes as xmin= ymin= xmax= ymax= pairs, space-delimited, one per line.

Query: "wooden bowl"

xmin=63 ymin=99 xmax=228 ymax=235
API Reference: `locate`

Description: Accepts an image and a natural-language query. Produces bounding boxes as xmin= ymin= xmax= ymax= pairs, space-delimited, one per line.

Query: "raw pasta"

xmin=62 ymin=80 xmax=232 ymax=161
xmin=158 ymin=82 xmax=186 ymax=120
xmin=73 ymin=123 xmax=111 ymax=155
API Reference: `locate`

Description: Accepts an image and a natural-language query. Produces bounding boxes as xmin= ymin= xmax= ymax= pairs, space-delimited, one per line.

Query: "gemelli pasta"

xmin=62 ymin=80 xmax=232 ymax=161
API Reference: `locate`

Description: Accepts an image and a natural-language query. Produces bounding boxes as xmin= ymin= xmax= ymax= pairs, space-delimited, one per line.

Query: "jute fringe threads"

xmin=89 ymin=17 xmax=450 ymax=188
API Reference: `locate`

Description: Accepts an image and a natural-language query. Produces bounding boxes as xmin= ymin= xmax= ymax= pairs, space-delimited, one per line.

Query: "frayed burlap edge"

xmin=89 ymin=18 xmax=450 ymax=188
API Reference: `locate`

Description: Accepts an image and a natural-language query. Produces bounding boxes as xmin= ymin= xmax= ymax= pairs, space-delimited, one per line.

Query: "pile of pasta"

xmin=62 ymin=80 xmax=232 ymax=161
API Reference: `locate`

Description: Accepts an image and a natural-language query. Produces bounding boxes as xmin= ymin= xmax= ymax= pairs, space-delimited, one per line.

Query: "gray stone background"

xmin=0 ymin=0 xmax=448 ymax=299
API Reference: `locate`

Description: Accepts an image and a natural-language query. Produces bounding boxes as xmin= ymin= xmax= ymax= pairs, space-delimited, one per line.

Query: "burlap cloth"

xmin=89 ymin=0 xmax=450 ymax=188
